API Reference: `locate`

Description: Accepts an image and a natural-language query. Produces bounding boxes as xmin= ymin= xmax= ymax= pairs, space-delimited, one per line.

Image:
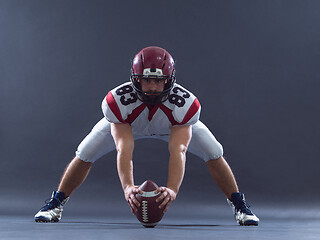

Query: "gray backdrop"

xmin=1 ymin=0 xmax=319 ymax=213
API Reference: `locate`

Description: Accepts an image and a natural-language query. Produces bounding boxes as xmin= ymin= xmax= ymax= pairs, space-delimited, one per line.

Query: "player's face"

xmin=138 ymin=78 xmax=168 ymax=94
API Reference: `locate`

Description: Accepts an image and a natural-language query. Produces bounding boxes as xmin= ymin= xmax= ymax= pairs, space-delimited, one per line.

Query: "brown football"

xmin=135 ymin=180 xmax=164 ymax=228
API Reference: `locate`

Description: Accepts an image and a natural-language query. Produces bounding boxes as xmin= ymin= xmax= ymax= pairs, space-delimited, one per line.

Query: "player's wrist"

xmin=166 ymin=186 xmax=178 ymax=195
xmin=122 ymin=183 xmax=135 ymax=191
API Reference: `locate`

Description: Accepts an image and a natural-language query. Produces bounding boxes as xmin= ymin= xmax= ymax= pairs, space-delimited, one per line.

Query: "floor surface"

xmin=1 ymin=203 xmax=320 ymax=240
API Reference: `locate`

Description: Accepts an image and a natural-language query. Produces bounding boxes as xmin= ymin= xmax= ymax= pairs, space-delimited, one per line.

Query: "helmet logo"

xmin=143 ymin=68 xmax=163 ymax=77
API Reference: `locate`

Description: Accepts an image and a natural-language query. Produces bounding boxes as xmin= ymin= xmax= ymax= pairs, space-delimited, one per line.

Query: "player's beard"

xmin=142 ymin=91 xmax=162 ymax=105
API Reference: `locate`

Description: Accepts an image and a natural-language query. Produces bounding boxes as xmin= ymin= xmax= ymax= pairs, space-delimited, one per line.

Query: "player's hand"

xmin=155 ymin=187 xmax=177 ymax=214
xmin=124 ymin=185 xmax=143 ymax=215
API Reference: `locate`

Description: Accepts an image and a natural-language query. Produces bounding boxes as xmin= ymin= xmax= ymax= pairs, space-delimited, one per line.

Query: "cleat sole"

xmin=240 ymin=220 xmax=259 ymax=226
xmin=35 ymin=217 xmax=59 ymax=223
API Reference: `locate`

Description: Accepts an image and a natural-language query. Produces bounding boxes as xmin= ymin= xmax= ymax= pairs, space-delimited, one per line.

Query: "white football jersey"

xmin=101 ymin=82 xmax=201 ymax=136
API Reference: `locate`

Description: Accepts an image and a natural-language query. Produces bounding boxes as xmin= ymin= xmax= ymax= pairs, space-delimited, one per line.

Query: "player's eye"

xmin=153 ymin=78 xmax=166 ymax=84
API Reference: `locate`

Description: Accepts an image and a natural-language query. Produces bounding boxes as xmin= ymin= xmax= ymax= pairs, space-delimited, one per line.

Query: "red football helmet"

xmin=130 ymin=46 xmax=176 ymax=104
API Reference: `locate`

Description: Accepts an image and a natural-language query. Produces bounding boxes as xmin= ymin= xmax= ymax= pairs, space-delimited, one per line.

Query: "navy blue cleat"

xmin=34 ymin=191 xmax=69 ymax=222
xmin=227 ymin=192 xmax=259 ymax=226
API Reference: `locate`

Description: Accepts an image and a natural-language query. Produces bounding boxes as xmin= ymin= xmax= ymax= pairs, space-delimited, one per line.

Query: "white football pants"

xmin=76 ymin=118 xmax=223 ymax=163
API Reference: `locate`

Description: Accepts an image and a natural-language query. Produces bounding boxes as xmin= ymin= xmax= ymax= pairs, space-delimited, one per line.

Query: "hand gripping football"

xmin=135 ymin=180 xmax=164 ymax=228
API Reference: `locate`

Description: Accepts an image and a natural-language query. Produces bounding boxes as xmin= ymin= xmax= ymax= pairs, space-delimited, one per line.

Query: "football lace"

xmin=142 ymin=201 xmax=148 ymax=222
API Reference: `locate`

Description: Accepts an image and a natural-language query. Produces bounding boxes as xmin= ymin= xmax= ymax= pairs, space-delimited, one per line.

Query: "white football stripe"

xmin=138 ymin=191 xmax=161 ymax=197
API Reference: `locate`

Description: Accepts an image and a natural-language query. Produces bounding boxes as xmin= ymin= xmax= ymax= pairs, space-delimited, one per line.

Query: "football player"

xmin=34 ymin=46 xmax=259 ymax=226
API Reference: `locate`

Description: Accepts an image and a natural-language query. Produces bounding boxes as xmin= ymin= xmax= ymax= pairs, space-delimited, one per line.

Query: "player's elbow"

xmin=115 ymin=139 xmax=134 ymax=155
xmin=168 ymin=143 xmax=188 ymax=156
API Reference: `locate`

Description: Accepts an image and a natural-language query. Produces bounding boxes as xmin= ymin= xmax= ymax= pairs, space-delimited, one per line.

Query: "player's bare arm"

xmin=156 ymin=125 xmax=192 ymax=213
xmin=110 ymin=123 xmax=142 ymax=214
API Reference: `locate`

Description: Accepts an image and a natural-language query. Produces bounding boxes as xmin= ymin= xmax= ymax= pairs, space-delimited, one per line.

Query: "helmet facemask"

xmin=131 ymin=68 xmax=176 ymax=105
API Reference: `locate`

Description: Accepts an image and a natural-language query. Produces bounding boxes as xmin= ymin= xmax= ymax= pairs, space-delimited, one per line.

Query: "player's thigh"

xmin=76 ymin=118 xmax=116 ymax=163
xmin=188 ymin=121 xmax=223 ymax=161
